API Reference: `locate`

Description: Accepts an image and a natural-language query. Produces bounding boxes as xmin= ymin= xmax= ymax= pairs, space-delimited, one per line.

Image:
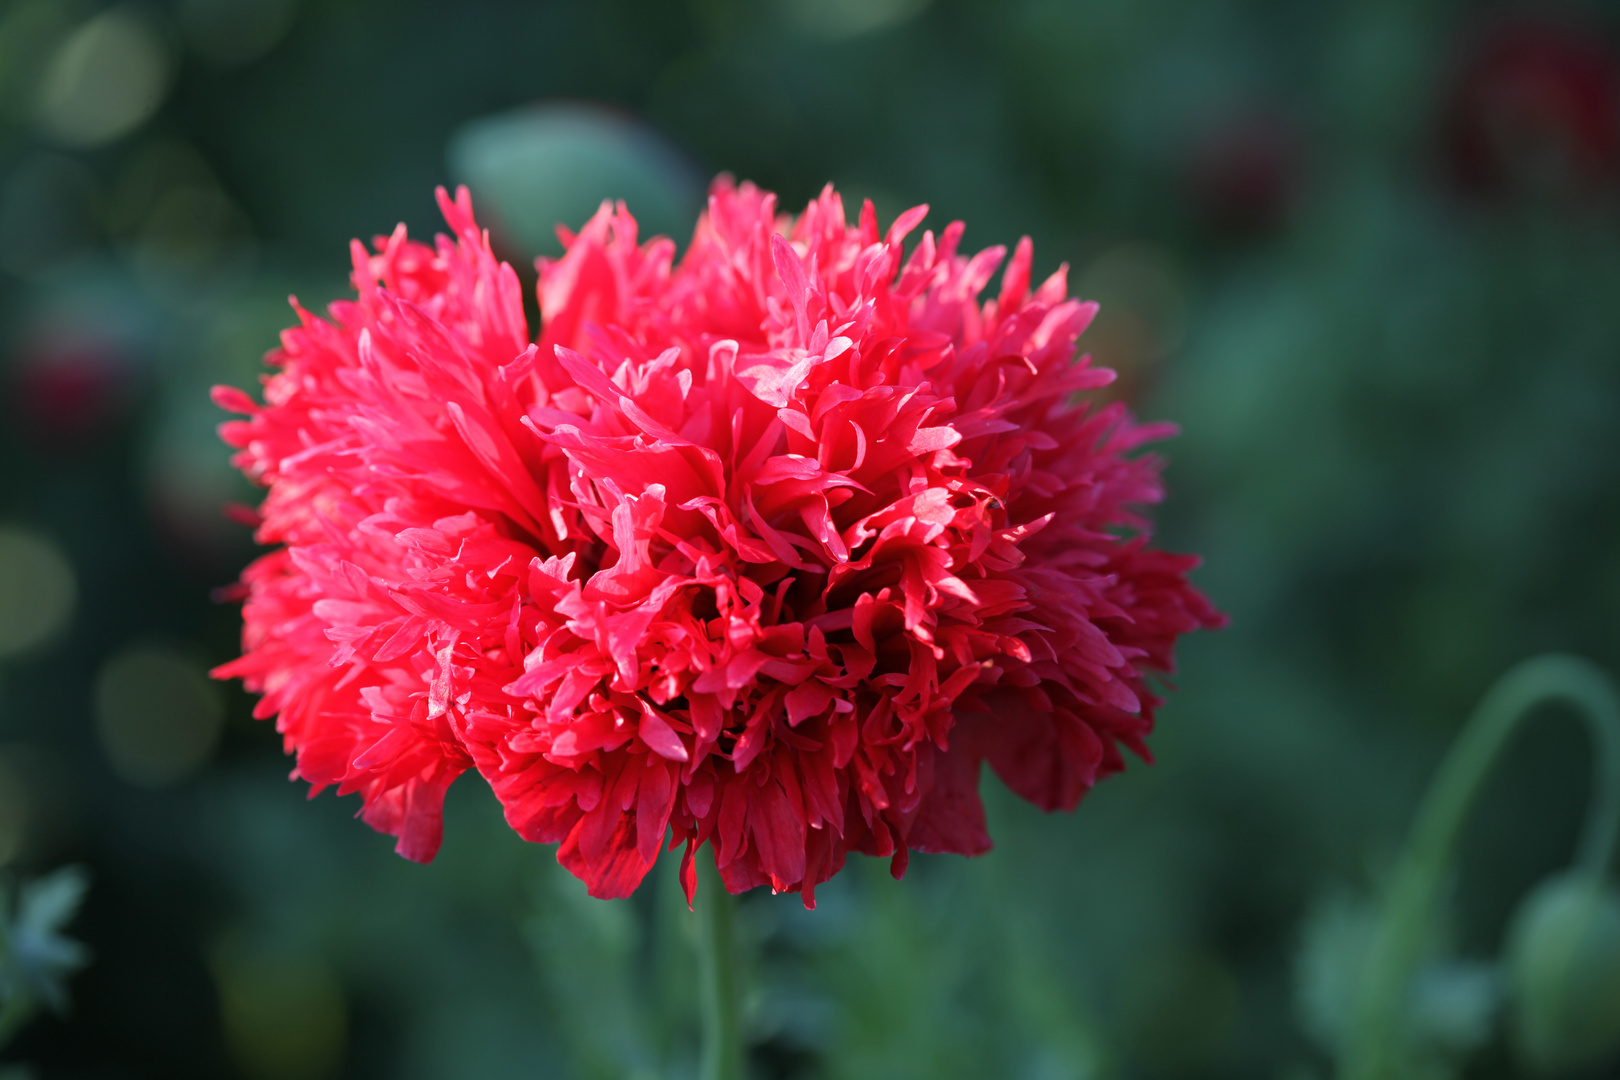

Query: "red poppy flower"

xmin=213 ymin=179 xmax=1222 ymax=906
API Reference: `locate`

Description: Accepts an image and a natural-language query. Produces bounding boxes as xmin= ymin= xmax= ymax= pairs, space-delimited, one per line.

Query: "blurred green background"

xmin=0 ymin=0 xmax=1617 ymax=1077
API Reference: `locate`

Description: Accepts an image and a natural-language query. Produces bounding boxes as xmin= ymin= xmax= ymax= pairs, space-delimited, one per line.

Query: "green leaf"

xmin=3 ymin=865 xmax=90 ymax=1015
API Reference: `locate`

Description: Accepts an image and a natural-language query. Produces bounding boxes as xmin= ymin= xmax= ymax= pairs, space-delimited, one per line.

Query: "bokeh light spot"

xmin=0 ymin=526 xmax=77 ymax=659
xmin=130 ymin=182 xmax=256 ymax=297
xmin=93 ymin=645 xmax=223 ymax=787
xmin=180 ymin=0 xmax=301 ymax=67
xmin=213 ymin=941 xmax=347 ymax=1080
xmin=36 ymin=7 xmax=170 ymax=148
xmin=1077 ymin=243 xmax=1189 ymax=401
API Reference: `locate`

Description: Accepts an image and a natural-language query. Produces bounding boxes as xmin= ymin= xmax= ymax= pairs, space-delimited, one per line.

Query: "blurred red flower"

xmin=1445 ymin=16 xmax=1620 ymax=199
xmin=13 ymin=332 xmax=133 ymax=446
xmin=1187 ymin=111 xmax=1302 ymax=237
xmin=213 ymin=180 xmax=1222 ymax=905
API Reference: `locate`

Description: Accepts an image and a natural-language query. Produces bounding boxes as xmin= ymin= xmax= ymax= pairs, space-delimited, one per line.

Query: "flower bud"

xmin=1505 ymin=872 xmax=1620 ymax=1074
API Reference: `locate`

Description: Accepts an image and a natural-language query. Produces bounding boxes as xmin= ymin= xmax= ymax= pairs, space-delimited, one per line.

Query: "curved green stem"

xmin=697 ymin=852 xmax=744 ymax=1080
xmin=1343 ymin=654 xmax=1620 ymax=1080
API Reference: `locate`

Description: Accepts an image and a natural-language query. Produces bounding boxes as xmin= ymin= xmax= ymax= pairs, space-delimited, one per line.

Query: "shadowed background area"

xmin=0 ymin=0 xmax=1618 ymax=1077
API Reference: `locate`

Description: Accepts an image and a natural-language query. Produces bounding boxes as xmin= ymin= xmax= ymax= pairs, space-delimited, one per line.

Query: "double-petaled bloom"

xmin=213 ymin=179 xmax=1222 ymax=906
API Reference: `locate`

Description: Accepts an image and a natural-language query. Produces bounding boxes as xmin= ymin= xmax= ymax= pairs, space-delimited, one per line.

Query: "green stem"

xmin=1343 ymin=654 xmax=1620 ymax=1080
xmin=697 ymin=851 xmax=744 ymax=1080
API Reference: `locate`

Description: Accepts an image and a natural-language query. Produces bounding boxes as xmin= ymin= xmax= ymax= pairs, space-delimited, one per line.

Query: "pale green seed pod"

xmin=1505 ymin=872 xmax=1620 ymax=1074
